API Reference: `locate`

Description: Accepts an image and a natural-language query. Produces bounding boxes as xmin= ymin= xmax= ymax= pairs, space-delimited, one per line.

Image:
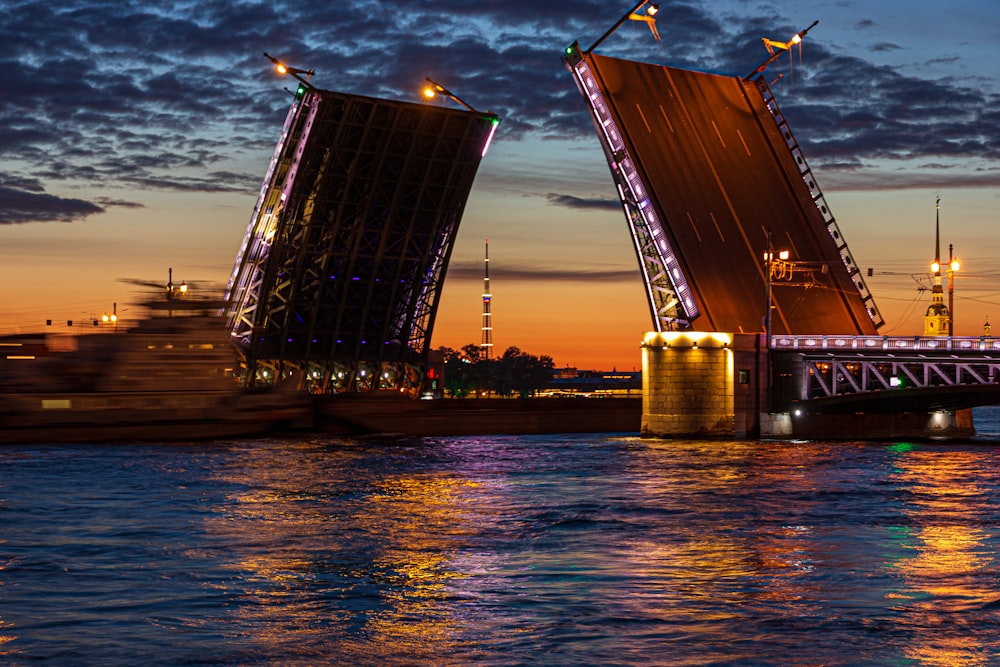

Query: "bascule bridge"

xmin=222 ymin=10 xmax=997 ymax=439
xmin=564 ymin=5 xmax=1000 ymax=439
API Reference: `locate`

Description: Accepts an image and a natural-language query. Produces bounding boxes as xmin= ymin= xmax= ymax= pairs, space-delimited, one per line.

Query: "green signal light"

xmin=295 ymin=83 xmax=307 ymax=98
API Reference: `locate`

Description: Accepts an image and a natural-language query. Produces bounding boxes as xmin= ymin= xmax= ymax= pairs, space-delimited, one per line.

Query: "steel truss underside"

xmin=226 ymin=88 xmax=497 ymax=393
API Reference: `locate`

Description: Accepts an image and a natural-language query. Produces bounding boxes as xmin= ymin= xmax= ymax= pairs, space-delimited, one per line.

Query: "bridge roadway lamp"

xmin=763 ymin=234 xmax=790 ymax=344
xmin=264 ymin=52 xmax=316 ymax=93
xmin=585 ymin=1 xmax=660 ymax=53
xmin=948 ymin=244 xmax=959 ymax=337
xmin=101 ymin=302 xmax=119 ymax=333
xmin=422 ymin=77 xmax=478 ymax=112
xmin=421 ymin=78 xmax=499 ymax=156
xmin=745 ymin=20 xmax=819 ymax=79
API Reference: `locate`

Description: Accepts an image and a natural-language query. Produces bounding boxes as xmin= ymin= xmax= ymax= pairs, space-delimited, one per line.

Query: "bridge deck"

xmin=771 ymin=334 xmax=1000 ymax=412
xmin=581 ymin=53 xmax=878 ymax=335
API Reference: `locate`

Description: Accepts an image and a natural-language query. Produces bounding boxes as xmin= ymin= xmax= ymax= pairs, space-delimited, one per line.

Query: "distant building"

xmin=546 ymin=368 xmax=641 ymax=396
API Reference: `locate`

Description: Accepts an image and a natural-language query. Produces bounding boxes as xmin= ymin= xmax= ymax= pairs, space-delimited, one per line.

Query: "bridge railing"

xmin=771 ymin=335 xmax=1000 ymax=401
xmin=771 ymin=334 xmax=1000 ymax=353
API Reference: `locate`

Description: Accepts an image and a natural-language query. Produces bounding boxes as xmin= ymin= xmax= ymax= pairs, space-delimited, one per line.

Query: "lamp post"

xmin=947 ymin=243 xmax=959 ymax=337
xmin=586 ymin=1 xmax=660 ymax=53
xmin=263 ymin=52 xmax=316 ymax=90
xmin=763 ymin=230 xmax=790 ymax=345
xmin=422 ymin=78 xmax=478 ymax=112
xmin=101 ymin=302 xmax=118 ymax=334
xmin=745 ymin=20 xmax=819 ymax=79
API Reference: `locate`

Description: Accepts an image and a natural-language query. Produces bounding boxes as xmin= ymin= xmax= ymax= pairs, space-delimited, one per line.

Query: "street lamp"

xmin=948 ymin=243 xmax=960 ymax=336
xmin=745 ymin=20 xmax=819 ymax=79
xmin=586 ymin=1 xmax=661 ymax=53
xmin=264 ymin=52 xmax=316 ymax=90
xmin=422 ymin=77 xmax=478 ymax=112
xmin=101 ymin=302 xmax=118 ymax=333
xmin=763 ymin=230 xmax=789 ymax=344
xmin=165 ymin=267 xmax=187 ymax=300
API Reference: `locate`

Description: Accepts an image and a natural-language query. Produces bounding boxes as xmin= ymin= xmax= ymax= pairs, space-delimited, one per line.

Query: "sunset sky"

xmin=1 ymin=0 xmax=997 ymax=370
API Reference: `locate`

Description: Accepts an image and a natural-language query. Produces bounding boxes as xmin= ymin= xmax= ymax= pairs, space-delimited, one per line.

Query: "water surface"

xmin=3 ymin=413 xmax=1000 ymax=664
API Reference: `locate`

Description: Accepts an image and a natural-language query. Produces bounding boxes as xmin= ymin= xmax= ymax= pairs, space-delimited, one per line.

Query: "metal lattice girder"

xmin=803 ymin=356 xmax=1000 ymax=399
xmin=565 ymin=46 xmax=695 ymax=331
xmin=226 ymin=86 xmax=499 ymax=387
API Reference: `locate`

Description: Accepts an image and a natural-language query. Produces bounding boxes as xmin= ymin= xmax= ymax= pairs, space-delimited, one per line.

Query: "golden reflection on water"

xmin=889 ymin=449 xmax=996 ymax=666
xmin=0 ymin=557 xmax=14 ymax=656
xmin=625 ymin=442 xmax=828 ymax=622
xmin=199 ymin=441 xmax=487 ymax=663
xmin=0 ymin=620 xmax=13 ymax=657
xmin=359 ymin=474 xmax=481 ymax=658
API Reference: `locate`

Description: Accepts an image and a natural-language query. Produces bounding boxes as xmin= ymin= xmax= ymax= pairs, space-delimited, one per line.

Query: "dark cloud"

xmin=871 ymin=42 xmax=902 ymax=53
xmin=447 ymin=261 xmax=637 ymax=282
xmin=93 ymin=196 xmax=144 ymax=209
xmin=0 ymin=183 xmax=104 ymax=224
xmin=0 ymin=0 xmax=996 ymax=222
xmin=546 ymin=193 xmax=621 ymax=211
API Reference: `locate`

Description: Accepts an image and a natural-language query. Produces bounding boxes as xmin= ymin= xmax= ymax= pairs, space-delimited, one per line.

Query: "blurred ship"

xmin=0 ymin=287 xmax=312 ymax=444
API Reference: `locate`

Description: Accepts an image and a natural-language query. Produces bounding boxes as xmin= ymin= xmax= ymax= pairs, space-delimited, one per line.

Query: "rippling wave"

xmin=3 ymin=429 xmax=1000 ymax=665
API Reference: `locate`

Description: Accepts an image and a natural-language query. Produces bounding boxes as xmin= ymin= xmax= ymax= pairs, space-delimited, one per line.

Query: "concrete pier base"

xmin=641 ymin=331 xmax=735 ymax=438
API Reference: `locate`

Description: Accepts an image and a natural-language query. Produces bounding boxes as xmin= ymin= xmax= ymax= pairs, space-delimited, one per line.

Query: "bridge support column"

xmin=641 ymin=332 xmax=735 ymax=438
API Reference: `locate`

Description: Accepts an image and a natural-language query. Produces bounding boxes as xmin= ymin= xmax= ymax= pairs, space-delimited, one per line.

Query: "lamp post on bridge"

xmin=422 ymin=78 xmax=479 ymax=113
xmin=947 ymin=243 xmax=959 ymax=337
xmin=264 ymin=53 xmax=316 ymax=94
xmin=763 ymin=230 xmax=790 ymax=346
xmin=585 ymin=1 xmax=661 ymax=53
xmin=760 ymin=230 xmax=790 ymax=432
xmin=101 ymin=302 xmax=118 ymax=334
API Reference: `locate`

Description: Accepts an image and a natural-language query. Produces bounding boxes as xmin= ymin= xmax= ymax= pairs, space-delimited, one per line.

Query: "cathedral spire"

xmin=924 ymin=197 xmax=950 ymax=336
xmin=934 ymin=196 xmax=941 ymax=271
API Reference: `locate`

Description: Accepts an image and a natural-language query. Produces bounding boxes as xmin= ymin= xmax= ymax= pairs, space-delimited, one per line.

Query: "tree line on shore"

xmin=435 ymin=345 xmax=555 ymax=398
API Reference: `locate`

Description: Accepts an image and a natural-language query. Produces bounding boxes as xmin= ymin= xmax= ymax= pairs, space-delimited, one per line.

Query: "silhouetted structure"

xmin=225 ymin=84 xmax=499 ymax=394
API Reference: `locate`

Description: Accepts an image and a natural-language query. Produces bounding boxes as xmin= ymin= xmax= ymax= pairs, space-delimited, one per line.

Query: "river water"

xmin=3 ymin=409 xmax=1000 ymax=665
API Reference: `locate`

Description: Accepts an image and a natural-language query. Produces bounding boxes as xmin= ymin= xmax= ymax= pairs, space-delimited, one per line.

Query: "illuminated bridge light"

xmin=481 ymin=118 xmax=500 ymax=157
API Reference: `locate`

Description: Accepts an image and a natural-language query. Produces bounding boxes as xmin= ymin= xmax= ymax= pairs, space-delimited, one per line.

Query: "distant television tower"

xmin=480 ymin=238 xmax=493 ymax=359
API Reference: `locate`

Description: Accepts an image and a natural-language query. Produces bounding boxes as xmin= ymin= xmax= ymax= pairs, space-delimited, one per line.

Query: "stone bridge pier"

xmin=642 ymin=331 xmax=977 ymax=441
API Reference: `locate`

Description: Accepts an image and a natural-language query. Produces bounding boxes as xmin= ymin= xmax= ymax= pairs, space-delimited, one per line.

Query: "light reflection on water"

xmin=2 ymin=434 xmax=1000 ymax=665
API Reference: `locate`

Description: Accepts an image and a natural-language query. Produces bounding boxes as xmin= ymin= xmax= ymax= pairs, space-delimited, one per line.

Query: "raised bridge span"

xmin=563 ymin=45 xmax=882 ymax=336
